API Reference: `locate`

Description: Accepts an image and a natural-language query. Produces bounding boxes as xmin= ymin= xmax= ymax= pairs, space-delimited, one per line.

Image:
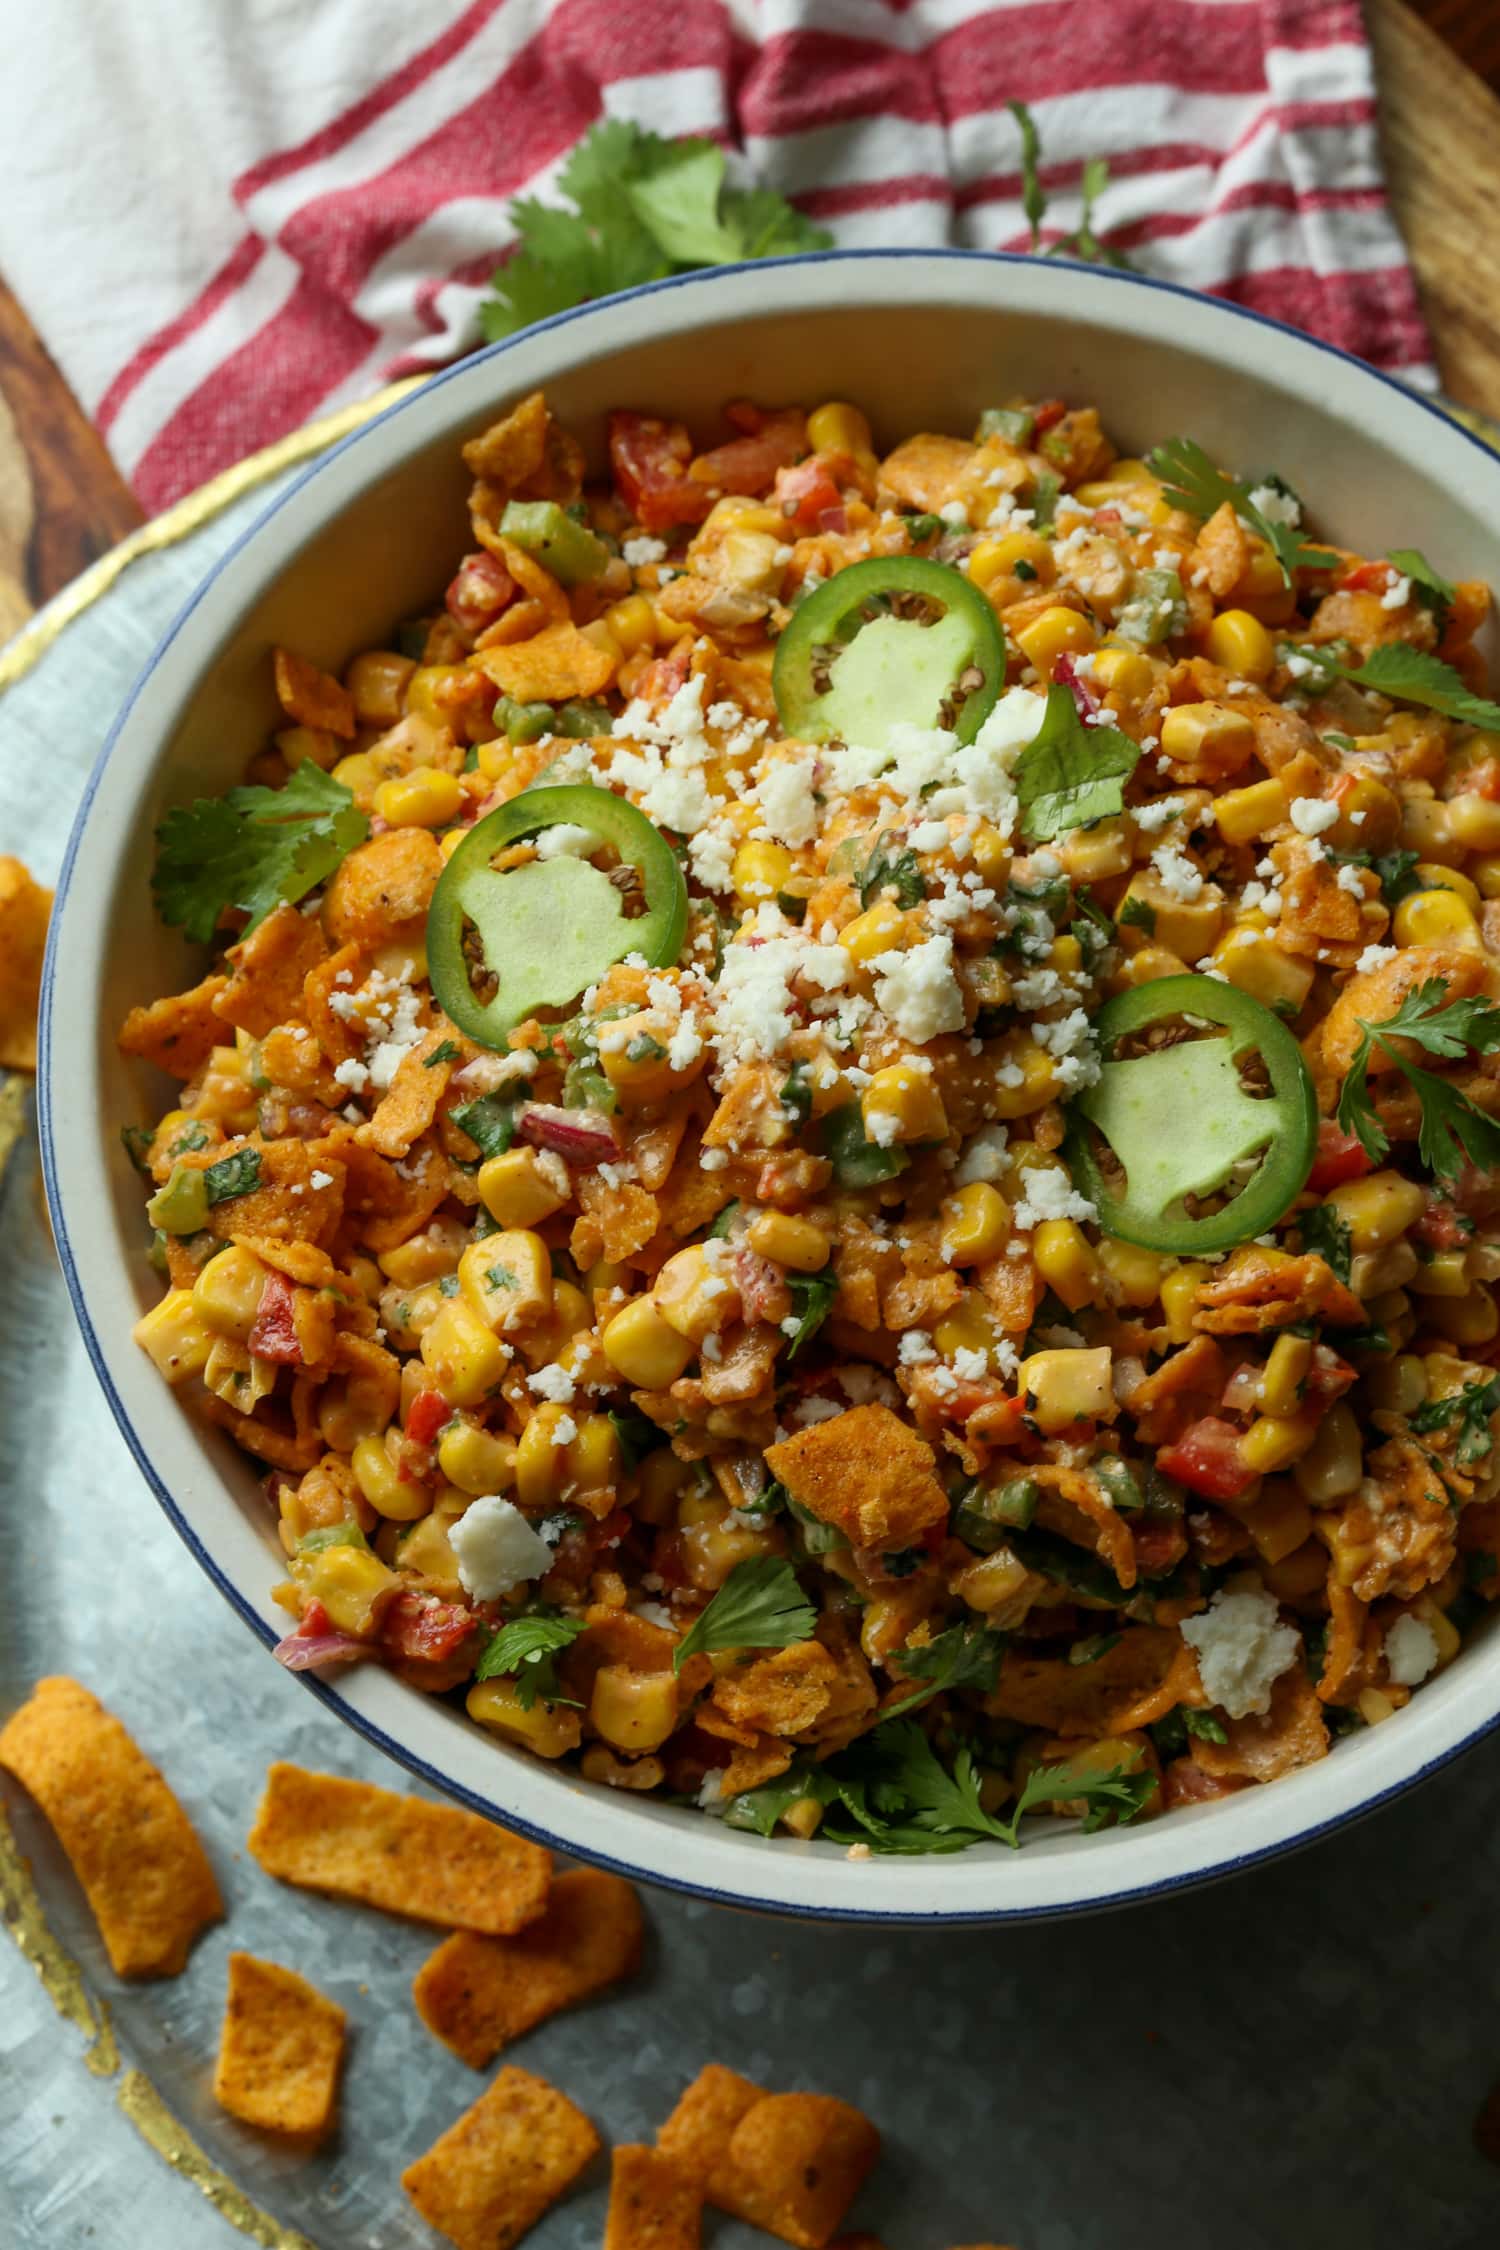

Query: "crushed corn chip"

xmin=118 ymin=973 xmax=231 ymax=1078
xmin=0 ymin=1676 xmax=221 ymax=1978
xmin=413 ymin=1866 xmax=642 ymax=2067
xmin=273 ymin=646 xmax=355 ymax=737
xmin=605 ymin=2145 xmax=702 ymax=2250
xmin=765 ymin=1404 xmax=948 ymax=1553
xmin=712 ymin=2092 xmax=882 ymax=2250
xmin=401 ymin=2063 xmax=600 ymax=2250
xmin=476 ymin=622 xmax=616 ymax=705
xmin=657 ymin=2064 xmax=765 ymax=2186
xmin=212 ymin=902 xmax=328 ymax=1039
xmin=0 ymin=855 xmax=51 ymax=1070
xmin=212 ymin=1952 xmax=345 ymax=2139
xmin=247 ymin=1762 xmax=550 ymax=1933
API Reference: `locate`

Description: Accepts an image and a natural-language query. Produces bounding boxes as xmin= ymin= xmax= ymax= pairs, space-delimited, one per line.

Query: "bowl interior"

xmin=49 ymin=254 xmax=1500 ymax=1919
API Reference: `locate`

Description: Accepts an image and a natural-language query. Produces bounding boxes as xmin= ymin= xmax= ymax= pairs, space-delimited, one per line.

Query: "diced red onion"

xmin=273 ymin=1628 xmax=370 ymax=1673
xmin=518 ymin=1102 xmax=620 ymax=1164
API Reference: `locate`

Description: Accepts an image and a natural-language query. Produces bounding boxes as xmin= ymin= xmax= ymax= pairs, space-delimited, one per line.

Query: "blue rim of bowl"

xmin=37 ymin=246 xmax=1500 ymax=1923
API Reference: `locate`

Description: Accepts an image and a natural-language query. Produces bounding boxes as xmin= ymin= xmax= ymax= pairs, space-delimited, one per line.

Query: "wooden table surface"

xmin=0 ymin=0 xmax=1496 ymax=632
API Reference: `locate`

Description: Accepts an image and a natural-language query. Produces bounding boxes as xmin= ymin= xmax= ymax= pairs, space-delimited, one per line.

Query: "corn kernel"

xmin=1401 ymin=794 xmax=1462 ymax=865
xmin=951 ymin=1548 xmax=1033 ymax=1619
xmin=1357 ymin=1687 xmax=1397 ymax=1727
xmin=1408 ymin=1249 xmax=1468 ymax=1299
xmin=1032 ymin=1218 xmax=1102 ymax=1313
xmin=634 ymin=1448 xmax=690 ymax=1526
xmin=292 ymin=1542 xmax=397 ymax=1637
xmin=939 ymin=1182 xmax=1011 ymax=1267
xmin=1048 ymin=934 xmax=1084 ymax=975
xmin=603 ymin=592 xmax=658 ymax=653
xmin=862 ymin=1062 xmax=948 ymax=1146
xmin=466 ymin=1678 xmax=582 ymax=1758
xmin=970 ymin=530 xmax=1056 ymax=590
xmin=1209 ymin=926 xmax=1315 ymax=1014
xmin=1014 ymin=606 xmax=1097 ymax=677
xmin=1392 ymin=885 xmax=1482 ymax=953
xmin=1291 ymin=1400 xmax=1363 ymax=1500
xmin=1160 ymin=701 xmax=1256 ymax=767
xmin=352 ymin=1431 xmax=429 ymax=1521
xmin=1212 ymin=776 xmax=1288 ymax=846
xmin=1327 ymin=774 xmax=1403 ymax=855
xmin=1116 ymin=871 xmax=1224 ymax=963
xmin=1446 ymin=791 xmax=1500 ymax=853
xmin=378 ymin=1217 xmax=468 ymax=1288
xmin=419 ymin=1297 xmax=508 ymax=1407
xmin=1327 ymin=1171 xmax=1427 ymax=1256
xmin=569 ymin=1413 xmax=623 ymax=1497
xmin=838 ymin=900 xmax=908 ymax=963
xmin=437 ymin=1422 xmax=518 ymax=1497
xmin=746 ymin=1211 xmax=832 ymax=1273
xmin=1414 ymin=860 xmax=1482 ymax=912
xmin=1055 ymin=816 xmax=1134 ymax=882
xmin=1091 ymin=648 xmax=1156 ymax=703
xmin=133 ymin=1290 xmax=215 ymax=1383
xmin=1114 ymin=942 xmax=1191 ymax=988
xmin=1205 ymin=608 xmax=1276 ymax=682
xmin=779 ymin=1797 xmax=826 ymax=1840
xmin=458 ymin=1231 xmax=552 ymax=1334
xmin=987 ymin=1033 xmax=1060 ymax=1119
xmin=934 ymin=1294 xmax=1003 ymax=1366
xmin=590 ymin=1665 xmax=680 ymax=1754
xmin=1241 ymin=1412 xmax=1319 ymax=1474
xmin=346 ymin=648 xmax=416 ymax=725
xmin=601 ymin=1296 xmax=695 ymax=1387
xmin=191 ymin=1244 xmax=267 ymax=1343
xmin=1423 ymin=1286 xmax=1500 ymax=1346
xmin=1366 ymin=1353 xmax=1428 ymax=1415
xmin=372 ymin=767 xmax=463 ymax=829
xmin=477 ymin=1147 xmax=568 ymax=1230
xmin=652 ymin=1246 xmax=743 ymax=1344
xmin=969 ymin=822 xmax=1010 ymax=884
xmin=275 ymin=725 xmax=341 ymax=773
xmin=330 ymin=750 xmax=379 ymax=806
xmin=1018 ymin=1346 xmax=1115 ymax=1433
xmin=1240 ymin=1480 xmax=1313 ymax=1565
xmin=731 ymin=839 xmax=794 ymax=903
xmin=1473 ymin=852 xmax=1500 ymax=901
xmin=1096 ymin=1237 xmax=1165 ymax=1309
xmin=1160 ymin=1264 xmax=1209 ymax=1345
xmin=1260 ymin=1332 xmax=1313 ymax=1418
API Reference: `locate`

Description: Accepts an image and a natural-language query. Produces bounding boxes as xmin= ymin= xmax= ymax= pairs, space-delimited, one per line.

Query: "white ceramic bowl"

xmin=42 ymin=251 xmax=1500 ymax=1922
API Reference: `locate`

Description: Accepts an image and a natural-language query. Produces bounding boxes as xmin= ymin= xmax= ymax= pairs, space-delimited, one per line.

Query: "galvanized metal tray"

xmin=4 ymin=456 xmax=1500 ymax=2250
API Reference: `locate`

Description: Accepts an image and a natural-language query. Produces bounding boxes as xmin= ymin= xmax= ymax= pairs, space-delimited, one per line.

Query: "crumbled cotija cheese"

xmin=1384 ymin=1614 xmax=1440 ymax=1687
xmin=1179 ymin=1584 xmax=1300 ymax=1718
xmin=1289 ymin=796 xmax=1339 ymax=837
xmin=449 ymin=1496 xmax=555 ymax=1602
xmin=869 ymin=932 xmax=965 ymax=1042
xmin=1150 ymin=844 xmax=1205 ymax=901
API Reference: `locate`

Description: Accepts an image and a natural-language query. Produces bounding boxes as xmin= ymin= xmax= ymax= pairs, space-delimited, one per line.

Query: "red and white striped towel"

xmin=0 ymin=0 xmax=1432 ymax=515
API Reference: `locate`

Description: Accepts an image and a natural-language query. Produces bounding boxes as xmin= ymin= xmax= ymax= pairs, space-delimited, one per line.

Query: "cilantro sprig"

xmin=672 ymin=1556 xmax=816 ymax=1675
xmin=480 ymin=121 xmax=832 ymax=340
xmin=1335 ymin=977 xmax=1500 ymax=1181
xmin=1336 ymin=644 xmax=1500 ymax=732
xmin=474 ymin=1609 xmax=585 ymax=1709
xmin=885 ymin=1619 xmax=1007 ymax=1718
xmin=1014 ymin=681 xmax=1141 ymax=844
xmin=1146 ymin=437 xmax=1337 ymax=586
xmin=153 ymin=764 xmax=368 ymax=944
xmin=1008 ymin=101 xmax=1131 ymax=269
xmin=1410 ymin=1375 xmax=1500 ymax=1468
xmin=1297 ymin=1203 xmax=1353 ymax=1283
xmin=1387 ymin=547 xmax=1456 ymax=617
xmin=784 ymin=1269 xmax=837 ymax=1360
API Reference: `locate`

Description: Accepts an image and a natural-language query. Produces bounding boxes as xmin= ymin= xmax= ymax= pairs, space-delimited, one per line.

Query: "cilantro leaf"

xmin=820 ymin=1103 xmax=909 ymax=1189
xmin=1410 ymin=1374 xmax=1500 ymax=1468
xmin=723 ymin=1763 xmax=831 ymax=1837
xmin=153 ymin=764 xmax=368 ymax=944
xmin=480 ymin=121 xmax=831 ymax=342
xmin=424 ymin=1041 xmax=461 ymax=1068
xmin=1118 ymin=894 xmax=1156 ymax=935
xmin=1014 ymin=682 xmax=1141 ymax=844
xmin=1009 ymin=100 xmax=1047 ymax=248
xmin=1146 ymin=437 xmax=1337 ymax=586
xmin=672 ymin=1556 xmax=816 ymax=1675
xmin=885 ymin=1620 xmax=1007 ymax=1716
xmin=1182 ymin=1707 xmax=1229 ymax=1744
xmin=1387 ymin=547 xmax=1456 ymax=616
xmin=450 ymin=1093 xmax=519 ymax=1159
xmin=474 ymin=1609 xmax=585 ymax=1709
xmin=203 ymin=1149 xmax=262 ymax=1205
xmin=1298 ymin=1202 xmax=1352 ymax=1283
xmin=831 ymin=1720 xmax=1155 ymax=1852
xmin=784 ymin=1269 xmax=837 ymax=1361
xmin=1335 ymin=976 xmax=1500 ymax=1181
xmin=1337 ymin=644 xmax=1500 ymax=731
xmin=857 ymin=830 xmax=925 ymax=909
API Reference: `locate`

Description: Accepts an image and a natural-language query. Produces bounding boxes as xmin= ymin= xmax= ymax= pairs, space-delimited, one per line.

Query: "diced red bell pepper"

xmin=773 ymin=452 xmax=848 ymax=532
xmin=445 ymin=550 xmax=515 ymax=636
xmin=1031 ymin=398 xmax=1067 ymax=436
xmin=1416 ymin=1199 xmax=1471 ymax=1252
xmin=405 ymin=1389 xmax=450 ymax=1447
xmin=247 ymin=1270 xmax=301 ymax=1365
xmin=381 ymin=1591 xmax=479 ymax=1665
xmin=1156 ymin=1417 xmax=1257 ymax=1502
xmin=1305 ymin=1346 xmax=1356 ymax=1406
xmin=1307 ymin=1120 xmax=1374 ymax=1193
xmin=690 ymin=407 xmax=808 ymax=499
xmin=1335 ymin=559 xmax=1397 ymax=595
xmin=1131 ymin=1517 xmax=1189 ymax=1578
xmin=1053 ymin=649 xmax=1101 ymax=719
xmin=608 ymin=410 xmax=714 ymax=534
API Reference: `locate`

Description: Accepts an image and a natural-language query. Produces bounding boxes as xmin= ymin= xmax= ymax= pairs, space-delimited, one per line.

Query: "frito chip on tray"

xmin=656 ymin=2063 xmax=766 ymax=2186
xmin=247 ymin=1762 xmax=549 ymax=1934
xmin=605 ymin=2145 xmax=702 ymax=2250
xmin=213 ymin=1952 xmax=346 ymax=2141
xmin=0 ymin=1677 xmax=221 ymax=1977
xmin=413 ymin=1867 xmax=642 ymax=2067
xmin=0 ymin=855 xmax=52 ymax=1072
xmin=401 ymin=2063 xmax=600 ymax=2250
xmin=713 ymin=2093 xmax=882 ymax=2250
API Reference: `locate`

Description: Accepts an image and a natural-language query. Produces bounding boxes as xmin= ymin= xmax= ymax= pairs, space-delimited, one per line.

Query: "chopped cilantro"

xmin=1335 ymin=976 xmax=1500 ymax=1181
xmin=152 ymin=763 xmax=368 ymax=943
xmin=450 ymin=1092 xmax=519 ymax=1159
xmin=1410 ymin=1374 xmax=1500 ymax=1468
xmin=203 ymin=1149 xmax=262 ymax=1204
xmin=474 ymin=1609 xmax=586 ymax=1709
xmin=886 ymin=1620 xmax=1007 ymax=1715
xmin=783 ymin=1269 xmax=837 ymax=1360
xmin=425 ymin=1040 xmax=461 ymax=1068
xmin=1298 ymin=1203 xmax=1353 ymax=1283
